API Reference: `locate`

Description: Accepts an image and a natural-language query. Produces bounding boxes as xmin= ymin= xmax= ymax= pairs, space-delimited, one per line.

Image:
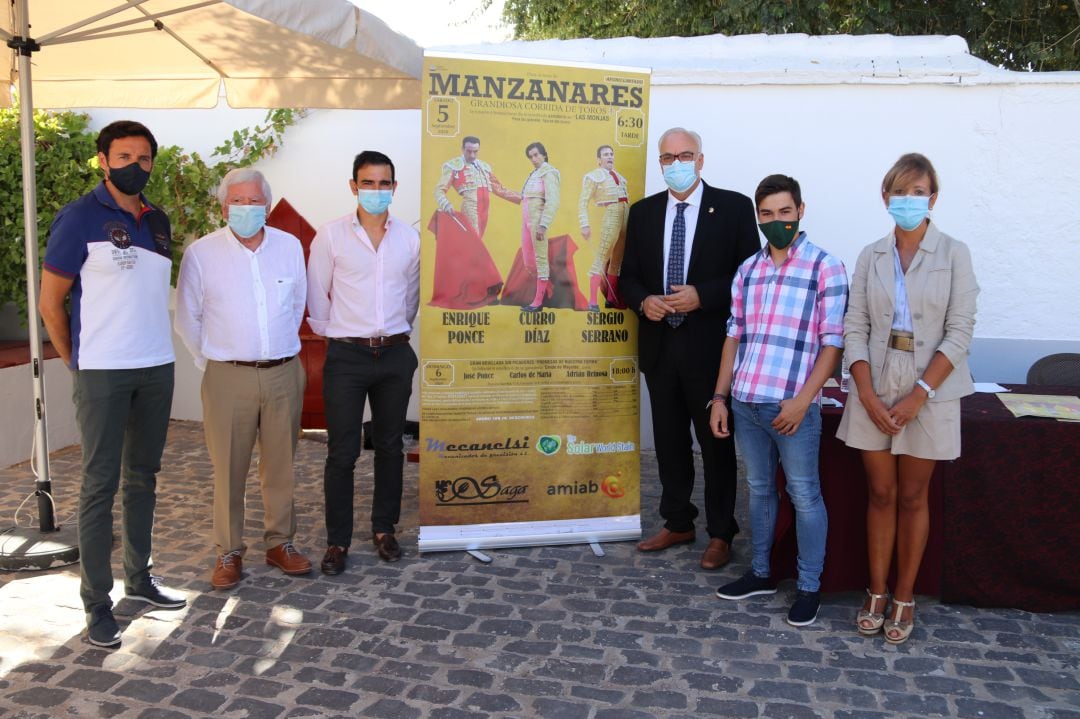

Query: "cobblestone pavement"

xmin=1 ymin=420 xmax=1078 ymax=719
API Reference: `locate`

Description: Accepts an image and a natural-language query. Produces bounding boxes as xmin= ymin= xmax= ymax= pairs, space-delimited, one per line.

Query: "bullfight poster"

xmin=418 ymin=53 xmax=651 ymax=552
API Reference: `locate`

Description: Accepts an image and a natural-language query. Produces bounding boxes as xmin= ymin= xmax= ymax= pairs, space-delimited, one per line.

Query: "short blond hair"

xmin=882 ymin=153 xmax=939 ymax=195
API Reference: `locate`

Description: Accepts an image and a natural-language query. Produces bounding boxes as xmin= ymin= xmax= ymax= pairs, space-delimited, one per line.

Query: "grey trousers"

xmin=72 ymin=363 xmax=174 ymax=613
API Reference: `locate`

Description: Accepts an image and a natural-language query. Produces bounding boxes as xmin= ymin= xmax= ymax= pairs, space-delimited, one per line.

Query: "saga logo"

xmin=435 ymin=475 xmax=528 ymax=505
xmin=535 ymin=435 xmax=561 ymax=456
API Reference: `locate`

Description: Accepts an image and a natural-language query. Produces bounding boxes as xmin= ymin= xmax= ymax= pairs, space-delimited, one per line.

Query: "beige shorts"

xmin=837 ymin=347 xmax=961 ymax=461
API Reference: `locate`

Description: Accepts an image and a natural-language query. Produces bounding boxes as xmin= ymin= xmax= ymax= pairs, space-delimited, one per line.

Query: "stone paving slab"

xmin=1 ymin=420 xmax=1078 ymax=718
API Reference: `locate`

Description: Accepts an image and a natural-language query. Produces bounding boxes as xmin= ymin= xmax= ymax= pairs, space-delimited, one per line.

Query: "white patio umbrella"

xmin=0 ymin=0 xmax=422 ymax=568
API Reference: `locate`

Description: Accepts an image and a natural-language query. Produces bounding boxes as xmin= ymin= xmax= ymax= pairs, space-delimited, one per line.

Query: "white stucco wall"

xmin=6 ymin=34 xmax=1077 ymax=465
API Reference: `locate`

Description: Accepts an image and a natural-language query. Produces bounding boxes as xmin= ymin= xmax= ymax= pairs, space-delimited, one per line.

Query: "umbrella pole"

xmin=0 ymin=0 xmax=79 ymax=571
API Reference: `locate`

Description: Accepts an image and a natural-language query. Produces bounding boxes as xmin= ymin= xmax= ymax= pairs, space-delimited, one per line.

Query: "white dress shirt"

xmin=662 ymin=180 xmax=704 ymax=286
xmin=305 ymin=211 xmax=421 ymax=338
xmin=175 ymin=225 xmax=306 ymax=371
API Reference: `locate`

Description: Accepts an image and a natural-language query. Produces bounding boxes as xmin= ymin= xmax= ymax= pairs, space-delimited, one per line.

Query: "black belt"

xmin=227 ymin=355 xmax=295 ymax=369
xmin=333 ymin=334 xmax=410 ymax=348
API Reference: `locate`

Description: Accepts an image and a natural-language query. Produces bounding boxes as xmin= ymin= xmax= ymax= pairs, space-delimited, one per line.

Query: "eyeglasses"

xmin=659 ymin=151 xmax=697 ymax=165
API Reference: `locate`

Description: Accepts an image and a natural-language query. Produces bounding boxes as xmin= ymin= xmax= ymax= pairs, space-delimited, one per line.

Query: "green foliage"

xmin=501 ymin=0 xmax=1080 ymax=71
xmin=0 ymin=107 xmax=97 ymax=320
xmin=0 ymin=106 xmax=300 ymax=320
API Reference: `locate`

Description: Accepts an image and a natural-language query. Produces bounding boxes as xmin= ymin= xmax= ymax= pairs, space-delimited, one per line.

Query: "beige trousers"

xmin=202 ymin=357 xmax=305 ymax=555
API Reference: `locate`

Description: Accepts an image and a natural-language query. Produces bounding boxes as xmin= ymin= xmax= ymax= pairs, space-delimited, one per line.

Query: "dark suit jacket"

xmin=621 ymin=181 xmax=760 ymax=375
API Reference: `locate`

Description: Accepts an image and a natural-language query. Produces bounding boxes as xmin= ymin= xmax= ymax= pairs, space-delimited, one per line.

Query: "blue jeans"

xmin=732 ymin=399 xmax=827 ymax=592
xmin=72 ymin=364 xmax=174 ymax=613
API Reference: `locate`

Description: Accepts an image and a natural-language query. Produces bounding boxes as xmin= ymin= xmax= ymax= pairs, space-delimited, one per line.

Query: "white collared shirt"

xmin=175 ymin=225 xmax=306 ymax=370
xmin=662 ymin=180 xmax=704 ymax=287
xmin=305 ymin=211 xmax=420 ymax=339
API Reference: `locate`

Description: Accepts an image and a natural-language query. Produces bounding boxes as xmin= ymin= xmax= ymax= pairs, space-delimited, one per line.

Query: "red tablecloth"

xmin=770 ymin=385 xmax=1080 ymax=612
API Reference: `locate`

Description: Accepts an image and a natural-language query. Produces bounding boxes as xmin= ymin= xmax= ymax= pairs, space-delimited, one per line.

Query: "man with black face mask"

xmin=40 ymin=120 xmax=186 ymax=649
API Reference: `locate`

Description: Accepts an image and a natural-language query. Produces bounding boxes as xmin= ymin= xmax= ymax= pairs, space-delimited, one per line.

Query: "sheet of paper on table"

xmin=975 ymin=382 xmax=1010 ymax=393
xmin=821 ymin=396 xmax=843 ymax=408
xmin=997 ymin=393 xmax=1080 ymax=421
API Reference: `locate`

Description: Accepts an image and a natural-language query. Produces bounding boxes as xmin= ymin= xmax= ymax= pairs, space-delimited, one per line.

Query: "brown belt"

xmin=334 ymin=334 xmax=410 ymax=348
xmin=597 ymin=198 xmax=629 ymax=206
xmin=227 ymin=355 xmax=295 ymax=369
xmin=888 ymin=333 xmax=915 ymax=352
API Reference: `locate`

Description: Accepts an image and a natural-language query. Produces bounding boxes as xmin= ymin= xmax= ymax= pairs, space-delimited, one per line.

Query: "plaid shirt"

xmin=726 ymin=232 xmax=849 ymax=404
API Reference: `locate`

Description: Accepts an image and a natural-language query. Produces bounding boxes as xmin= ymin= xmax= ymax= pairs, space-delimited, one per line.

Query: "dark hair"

xmin=353 ymin=151 xmax=395 ymax=183
xmin=596 ymin=144 xmax=613 ymax=158
xmin=96 ymin=120 xmax=158 ymax=159
xmin=525 ymin=141 xmax=548 ymax=162
xmin=754 ymin=174 xmax=802 ymax=210
xmin=882 ymin=153 xmax=939 ymax=195
xmin=462 ymin=135 xmax=480 ymax=147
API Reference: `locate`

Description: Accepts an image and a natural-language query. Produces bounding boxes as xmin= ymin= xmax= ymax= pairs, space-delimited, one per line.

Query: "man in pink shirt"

xmin=306 ymin=151 xmax=420 ymax=571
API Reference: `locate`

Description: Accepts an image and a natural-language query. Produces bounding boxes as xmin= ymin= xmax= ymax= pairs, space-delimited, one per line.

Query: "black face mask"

xmin=107 ymin=161 xmax=151 ymax=196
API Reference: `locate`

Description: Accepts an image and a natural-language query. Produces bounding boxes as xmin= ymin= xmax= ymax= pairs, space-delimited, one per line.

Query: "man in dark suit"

xmin=620 ymin=127 xmax=760 ymax=569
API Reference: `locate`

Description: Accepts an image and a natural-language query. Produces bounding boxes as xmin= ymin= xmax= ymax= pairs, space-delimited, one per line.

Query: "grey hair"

xmin=216 ymin=167 xmax=272 ymax=206
xmin=657 ymin=127 xmax=703 ymax=153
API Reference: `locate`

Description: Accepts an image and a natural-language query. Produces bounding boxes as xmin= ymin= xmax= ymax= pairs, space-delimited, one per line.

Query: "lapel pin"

xmin=708 ymin=207 xmax=715 ymax=214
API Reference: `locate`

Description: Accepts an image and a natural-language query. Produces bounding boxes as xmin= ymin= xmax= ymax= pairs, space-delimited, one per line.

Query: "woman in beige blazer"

xmin=838 ymin=153 xmax=979 ymax=644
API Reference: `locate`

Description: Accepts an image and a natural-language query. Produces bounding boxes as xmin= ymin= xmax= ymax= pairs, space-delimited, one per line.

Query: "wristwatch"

xmin=916 ymin=378 xmax=936 ymax=399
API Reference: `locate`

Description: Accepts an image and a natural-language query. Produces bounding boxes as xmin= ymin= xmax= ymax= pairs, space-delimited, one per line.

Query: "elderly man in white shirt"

xmin=175 ymin=168 xmax=311 ymax=590
xmin=306 ymin=150 xmax=420 ymax=571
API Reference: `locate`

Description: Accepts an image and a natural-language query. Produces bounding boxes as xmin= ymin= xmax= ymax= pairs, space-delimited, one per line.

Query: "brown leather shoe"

xmin=373 ymin=533 xmax=401 ymax=562
xmin=700 ymin=538 xmax=731 ymax=570
xmin=211 ymin=551 xmax=242 ymax=590
xmin=320 ymin=545 xmax=347 ymax=575
xmin=637 ymin=528 xmax=695 ymax=552
xmin=266 ymin=542 xmax=312 ymax=575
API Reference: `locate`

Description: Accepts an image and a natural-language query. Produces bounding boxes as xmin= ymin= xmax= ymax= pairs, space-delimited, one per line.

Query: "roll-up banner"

xmin=418 ymin=53 xmax=651 ymax=552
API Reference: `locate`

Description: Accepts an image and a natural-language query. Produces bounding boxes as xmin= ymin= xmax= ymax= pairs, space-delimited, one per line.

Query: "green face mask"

xmin=758 ymin=219 xmax=799 ymax=250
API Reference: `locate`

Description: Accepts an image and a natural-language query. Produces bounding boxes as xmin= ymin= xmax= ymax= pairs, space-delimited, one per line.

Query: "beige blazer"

xmin=844 ymin=222 xmax=979 ymax=402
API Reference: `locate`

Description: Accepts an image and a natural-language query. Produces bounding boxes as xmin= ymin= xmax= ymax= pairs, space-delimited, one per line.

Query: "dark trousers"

xmin=72 ymin=363 xmax=174 ymax=613
xmin=643 ymin=327 xmax=738 ymax=542
xmin=322 ymin=340 xmax=417 ymax=545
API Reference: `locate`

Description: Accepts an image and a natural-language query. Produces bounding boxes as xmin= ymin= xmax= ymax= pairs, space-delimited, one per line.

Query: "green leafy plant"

xmin=501 ymin=0 xmax=1080 ymax=72
xmin=0 ymin=105 xmax=301 ymax=321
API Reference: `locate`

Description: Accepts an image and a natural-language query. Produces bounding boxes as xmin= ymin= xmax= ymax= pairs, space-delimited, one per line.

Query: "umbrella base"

xmin=0 ymin=523 xmax=79 ymax=571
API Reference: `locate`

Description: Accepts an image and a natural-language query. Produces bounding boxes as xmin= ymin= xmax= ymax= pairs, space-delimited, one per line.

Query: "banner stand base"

xmin=419 ymin=515 xmax=641 ymax=554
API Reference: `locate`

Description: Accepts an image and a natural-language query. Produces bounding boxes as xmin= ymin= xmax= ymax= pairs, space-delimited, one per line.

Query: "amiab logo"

xmin=546 ymin=472 xmax=627 ymax=498
xmin=600 ymin=472 xmax=626 ymax=498
xmin=535 ymin=435 xmax=561 ymax=456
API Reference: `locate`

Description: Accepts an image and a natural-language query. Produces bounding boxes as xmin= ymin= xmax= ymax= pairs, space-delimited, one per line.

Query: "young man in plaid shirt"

xmin=708 ymin=175 xmax=849 ymax=626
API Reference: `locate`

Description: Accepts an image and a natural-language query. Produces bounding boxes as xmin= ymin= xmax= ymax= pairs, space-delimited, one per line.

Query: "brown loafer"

xmin=320 ymin=545 xmax=348 ymax=575
xmin=373 ymin=533 xmax=401 ymax=562
xmin=700 ymin=538 xmax=731 ymax=570
xmin=636 ymin=528 xmax=695 ymax=552
xmin=211 ymin=551 xmax=242 ymax=590
xmin=266 ymin=542 xmax=312 ymax=575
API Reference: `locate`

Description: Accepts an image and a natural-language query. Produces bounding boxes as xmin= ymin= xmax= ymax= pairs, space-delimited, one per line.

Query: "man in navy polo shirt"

xmin=40 ymin=120 xmax=186 ymax=648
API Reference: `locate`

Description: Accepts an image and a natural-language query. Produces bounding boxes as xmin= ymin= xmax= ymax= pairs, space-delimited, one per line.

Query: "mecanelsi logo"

xmin=425 ymin=436 xmax=530 ymax=456
xmin=435 ymin=476 xmax=529 ymax=506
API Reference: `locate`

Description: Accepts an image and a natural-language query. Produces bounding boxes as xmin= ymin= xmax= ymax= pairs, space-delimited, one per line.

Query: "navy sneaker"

xmin=86 ymin=605 xmax=121 ymax=648
xmin=716 ymin=570 xmax=778 ymax=600
xmin=787 ymin=590 xmax=821 ymax=626
xmin=125 ymin=575 xmax=187 ymax=609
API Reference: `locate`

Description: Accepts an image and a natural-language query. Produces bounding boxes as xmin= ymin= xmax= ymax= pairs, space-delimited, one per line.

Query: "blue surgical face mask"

xmin=888 ymin=195 xmax=931 ymax=231
xmin=357 ymin=189 xmax=393 ymax=215
xmin=227 ymin=204 xmax=267 ymax=238
xmin=662 ymin=160 xmax=698 ymax=193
